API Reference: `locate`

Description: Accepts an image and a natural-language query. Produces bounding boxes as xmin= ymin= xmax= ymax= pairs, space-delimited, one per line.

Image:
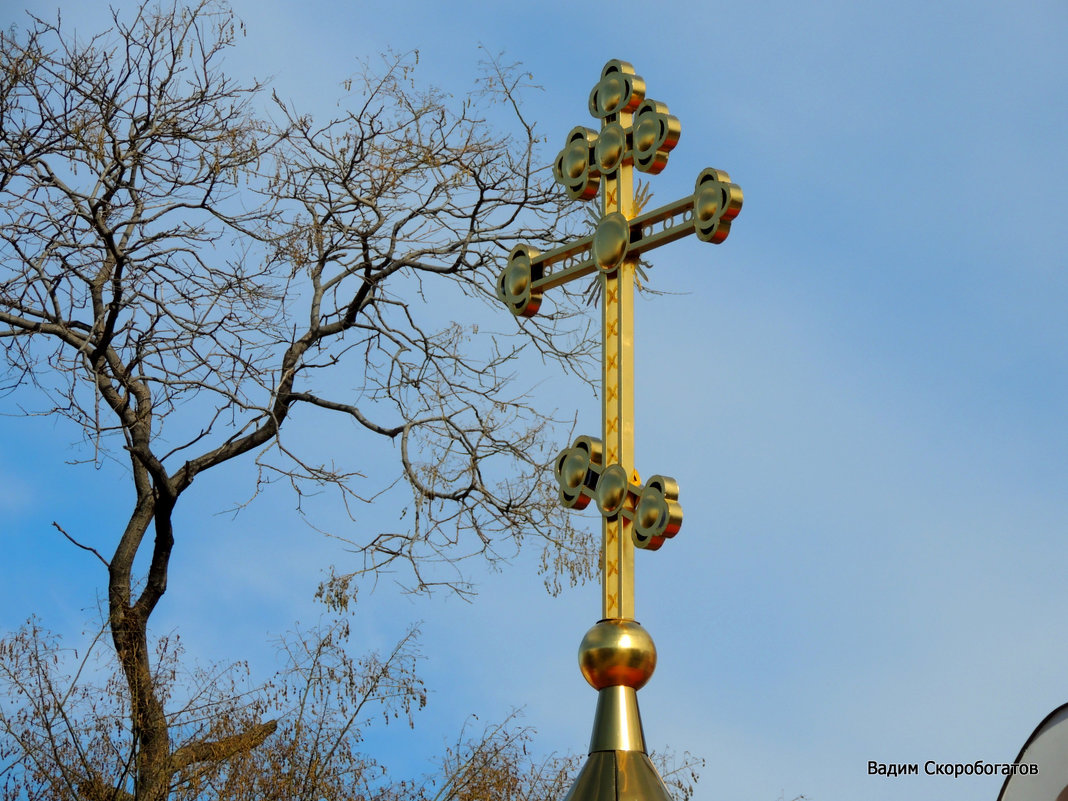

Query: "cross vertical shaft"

xmin=601 ymin=108 xmax=635 ymax=621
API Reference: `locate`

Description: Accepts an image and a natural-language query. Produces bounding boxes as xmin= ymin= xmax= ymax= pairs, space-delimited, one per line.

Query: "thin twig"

xmin=52 ymin=522 xmax=110 ymax=568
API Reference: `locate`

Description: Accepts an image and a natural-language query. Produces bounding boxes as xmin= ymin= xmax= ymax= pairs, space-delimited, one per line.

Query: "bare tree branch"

xmin=169 ymin=720 xmax=278 ymax=772
xmin=51 ymin=522 xmax=110 ymax=568
xmin=0 ymin=2 xmax=597 ymax=799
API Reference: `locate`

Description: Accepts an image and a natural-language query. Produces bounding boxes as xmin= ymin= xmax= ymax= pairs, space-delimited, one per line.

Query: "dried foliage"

xmin=0 ymin=620 xmax=702 ymax=800
xmin=0 ymin=0 xmax=607 ymax=798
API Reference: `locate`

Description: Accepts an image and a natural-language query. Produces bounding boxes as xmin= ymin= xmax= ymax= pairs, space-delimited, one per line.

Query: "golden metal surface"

xmin=563 ymin=678 xmax=674 ymax=801
xmin=554 ymin=127 xmax=601 ymax=201
xmin=588 ymin=60 xmax=645 ymax=120
xmin=592 ymin=213 xmax=631 ymax=274
xmin=596 ymin=464 xmax=629 ymax=517
xmin=694 ymin=167 xmax=744 ymax=243
xmin=493 ymin=60 xmax=743 ymax=800
xmin=589 ymin=686 xmax=646 ymax=752
xmin=562 ymin=751 xmax=673 ymax=801
xmin=632 ymin=99 xmax=679 ymax=174
xmin=563 ymin=751 xmax=617 ymax=801
xmin=496 ymin=57 xmax=745 ymax=606
xmin=496 ymin=168 xmax=743 ymax=313
xmin=616 ymin=752 xmax=674 ymax=801
xmin=633 ymin=476 xmax=682 ymax=551
xmin=497 ymin=244 xmax=542 ymax=316
xmin=578 ymin=619 xmax=657 ymax=691
xmin=600 ymin=121 xmax=636 ymax=620
xmin=595 ymin=122 xmax=627 ymax=175
xmin=554 ymin=437 xmax=681 ymax=550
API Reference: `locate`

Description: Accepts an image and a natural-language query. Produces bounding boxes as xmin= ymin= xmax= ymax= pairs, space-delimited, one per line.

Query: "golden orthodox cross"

xmin=497 ymin=59 xmax=742 ymax=622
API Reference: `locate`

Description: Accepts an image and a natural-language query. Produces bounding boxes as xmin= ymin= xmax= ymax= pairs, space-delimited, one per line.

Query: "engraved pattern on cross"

xmin=496 ymin=59 xmax=742 ymax=620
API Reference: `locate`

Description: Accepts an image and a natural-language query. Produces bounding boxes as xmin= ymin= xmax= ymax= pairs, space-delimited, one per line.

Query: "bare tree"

xmin=0 ymin=618 xmax=702 ymax=801
xmin=0 ymin=1 xmax=597 ymax=797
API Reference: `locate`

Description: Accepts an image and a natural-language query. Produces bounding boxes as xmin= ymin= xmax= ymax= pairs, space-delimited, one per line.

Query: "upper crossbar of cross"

xmin=495 ymin=59 xmax=742 ymax=620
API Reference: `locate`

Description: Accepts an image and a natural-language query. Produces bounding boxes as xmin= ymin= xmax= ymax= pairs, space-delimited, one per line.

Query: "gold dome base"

xmin=562 ymin=750 xmax=672 ymax=801
xmin=561 ymin=685 xmax=673 ymax=801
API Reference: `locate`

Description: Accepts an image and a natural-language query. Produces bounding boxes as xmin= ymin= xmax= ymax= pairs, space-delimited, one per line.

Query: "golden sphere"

xmin=565 ymin=140 xmax=588 ymax=180
xmin=596 ymin=463 xmax=628 ymax=515
xmin=578 ymin=619 xmax=657 ymax=690
xmin=595 ymin=124 xmax=625 ymax=172
xmin=696 ymin=183 xmax=723 ymax=223
xmin=600 ymin=74 xmax=625 ymax=114
xmin=635 ymin=115 xmax=659 ymax=154
xmin=559 ymin=448 xmax=589 ymax=490
xmin=503 ymin=262 xmax=529 ymax=300
xmin=636 ymin=487 xmax=665 ymax=531
xmin=592 ymin=213 xmax=629 ymax=273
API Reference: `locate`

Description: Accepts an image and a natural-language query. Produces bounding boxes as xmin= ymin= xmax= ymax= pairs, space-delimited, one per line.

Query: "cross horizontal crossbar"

xmin=554 ymin=436 xmax=682 ymax=551
xmin=496 ymin=167 xmax=742 ymax=318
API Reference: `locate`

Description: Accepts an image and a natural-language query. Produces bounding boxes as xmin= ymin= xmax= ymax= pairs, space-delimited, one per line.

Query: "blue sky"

xmin=2 ymin=1 xmax=1066 ymax=800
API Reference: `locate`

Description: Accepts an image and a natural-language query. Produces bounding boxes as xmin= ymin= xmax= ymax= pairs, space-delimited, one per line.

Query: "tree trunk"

xmin=108 ymin=482 xmax=173 ymax=800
